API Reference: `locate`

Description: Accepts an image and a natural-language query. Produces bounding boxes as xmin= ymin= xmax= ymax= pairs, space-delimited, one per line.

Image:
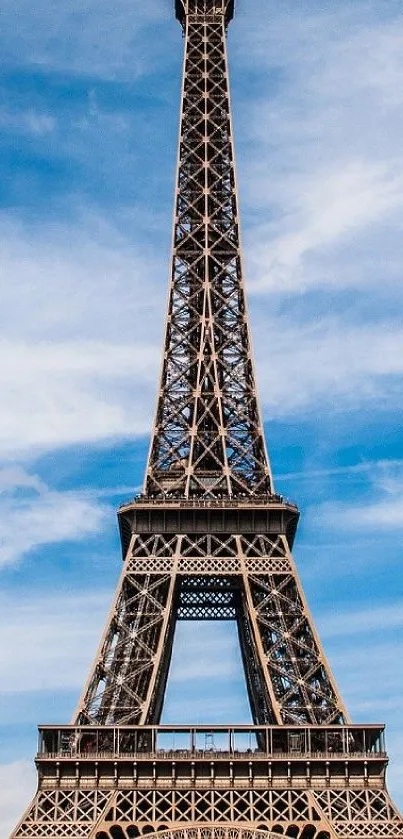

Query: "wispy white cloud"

xmin=306 ymin=458 xmax=403 ymax=536
xmin=277 ymin=459 xmax=403 ymax=482
xmin=332 ymin=640 xmax=403 ymax=709
xmin=318 ymin=601 xmax=403 ymax=639
xmin=0 ymin=465 xmax=46 ymax=493
xmin=0 ymin=214 xmax=163 ymax=344
xmin=1 ymin=0 xmax=171 ymax=79
xmin=255 ymin=317 xmax=403 ymax=415
xmin=233 ymin=2 xmax=403 ymax=295
xmin=167 ymin=622 xmax=241 ymax=683
xmin=0 ymin=338 xmax=157 ymax=457
xmin=0 ymin=107 xmax=56 ymax=135
xmin=0 ymin=760 xmax=36 ymax=838
xmin=162 ymin=696 xmax=251 ymax=724
xmin=0 ymin=589 xmax=110 ymax=691
xmin=247 ymin=161 xmax=403 ymax=294
xmin=314 ymin=459 xmax=403 ymax=531
xmin=337 ymin=496 xmax=403 ymax=529
xmin=0 ymin=467 xmax=108 ymax=566
xmin=0 ymin=216 xmax=162 ymax=457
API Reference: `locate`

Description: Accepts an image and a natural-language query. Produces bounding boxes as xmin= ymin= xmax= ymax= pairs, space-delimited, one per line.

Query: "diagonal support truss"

xmin=146 ymin=7 xmax=271 ymax=499
xmin=74 ymin=528 xmax=347 ymax=728
xmin=9 ymin=1 xmax=403 ymax=838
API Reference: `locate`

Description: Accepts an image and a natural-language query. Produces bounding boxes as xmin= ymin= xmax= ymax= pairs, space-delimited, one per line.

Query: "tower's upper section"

xmin=145 ymin=0 xmax=271 ymax=500
xmin=175 ymin=0 xmax=234 ymax=28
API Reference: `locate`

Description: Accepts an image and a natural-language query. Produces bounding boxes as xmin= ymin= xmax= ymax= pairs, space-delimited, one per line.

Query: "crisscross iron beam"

xmin=9 ymin=1 xmax=403 ymax=837
xmin=145 ymin=9 xmax=271 ymax=500
xmin=73 ymin=532 xmax=348 ymax=728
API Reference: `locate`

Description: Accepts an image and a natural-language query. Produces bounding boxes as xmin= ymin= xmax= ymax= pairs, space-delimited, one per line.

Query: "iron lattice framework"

xmin=10 ymin=1 xmax=402 ymax=838
xmin=146 ymin=0 xmax=270 ymax=500
xmin=72 ymin=530 xmax=346 ymax=729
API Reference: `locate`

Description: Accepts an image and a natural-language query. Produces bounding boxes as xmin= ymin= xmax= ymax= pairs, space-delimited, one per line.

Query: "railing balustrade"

xmin=37 ymin=723 xmax=386 ymax=760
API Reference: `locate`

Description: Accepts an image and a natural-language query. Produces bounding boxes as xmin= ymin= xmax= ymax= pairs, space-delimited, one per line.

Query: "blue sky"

xmin=1 ymin=0 xmax=403 ymax=832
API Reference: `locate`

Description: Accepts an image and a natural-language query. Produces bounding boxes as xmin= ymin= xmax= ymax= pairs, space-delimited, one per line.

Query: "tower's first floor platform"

xmin=11 ymin=724 xmax=403 ymax=839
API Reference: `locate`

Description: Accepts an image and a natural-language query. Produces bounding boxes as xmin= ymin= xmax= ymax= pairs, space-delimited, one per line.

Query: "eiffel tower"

xmin=11 ymin=1 xmax=402 ymax=837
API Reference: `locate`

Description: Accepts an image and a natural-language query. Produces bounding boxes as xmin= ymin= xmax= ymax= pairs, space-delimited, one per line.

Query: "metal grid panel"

xmin=9 ymin=2 xmax=403 ymax=838
xmin=72 ymin=532 xmax=347 ymax=728
xmin=145 ymin=11 xmax=271 ymax=499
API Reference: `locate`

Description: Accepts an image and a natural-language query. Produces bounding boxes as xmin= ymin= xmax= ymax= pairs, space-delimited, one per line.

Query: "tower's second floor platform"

xmin=118 ymin=497 xmax=299 ymax=557
xmin=36 ymin=724 xmax=388 ymax=793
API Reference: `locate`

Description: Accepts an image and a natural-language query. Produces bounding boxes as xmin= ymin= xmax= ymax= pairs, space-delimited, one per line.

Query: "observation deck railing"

xmin=119 ymin=495 xmax=299 ymax=511
xmin=38 ymin=724 xmax=386 ymax=761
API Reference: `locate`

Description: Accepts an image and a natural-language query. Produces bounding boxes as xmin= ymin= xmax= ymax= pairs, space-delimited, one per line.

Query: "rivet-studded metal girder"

xmin=145 ymin=2 xmax=271 ymax=499
xmin=9 ymin=1 xmax=403 ymax=838
xmin=11 ymin=771 xmax=403 ymax=838
xmin=73 ymin=531 xmax=347 ymax=728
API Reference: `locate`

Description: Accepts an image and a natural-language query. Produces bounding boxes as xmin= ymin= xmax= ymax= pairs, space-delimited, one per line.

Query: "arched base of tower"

xmin=93 ymin=825 xmax=332 ymax=839
xmin=11 ymin=783 xmax=403 ymax=839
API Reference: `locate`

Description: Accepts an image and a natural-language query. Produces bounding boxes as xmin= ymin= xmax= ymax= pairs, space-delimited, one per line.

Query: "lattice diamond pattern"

xmin=99 ymin=789 xmax=324 ymax=825
xmin=145 ymin=13 xmax=271 ymax=499
xmin=9 ymin=2 xmax=403 ymax=839
xmin=76 ymin=569 xmax=173 ymax=725
xmin=14 ymin=790 xmax=111 ymax=837
xmin=312 ymin=789 xmax=403 ymax=835
xmin=242 ymin=537 xmax=345 ymax=726
xmin=72 ymin=530 xmax=346 ymax=728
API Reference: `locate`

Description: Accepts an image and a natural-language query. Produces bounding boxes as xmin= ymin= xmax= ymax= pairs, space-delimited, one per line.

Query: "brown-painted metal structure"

xmin=10 ymin=1 xmax=402 ymax=837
